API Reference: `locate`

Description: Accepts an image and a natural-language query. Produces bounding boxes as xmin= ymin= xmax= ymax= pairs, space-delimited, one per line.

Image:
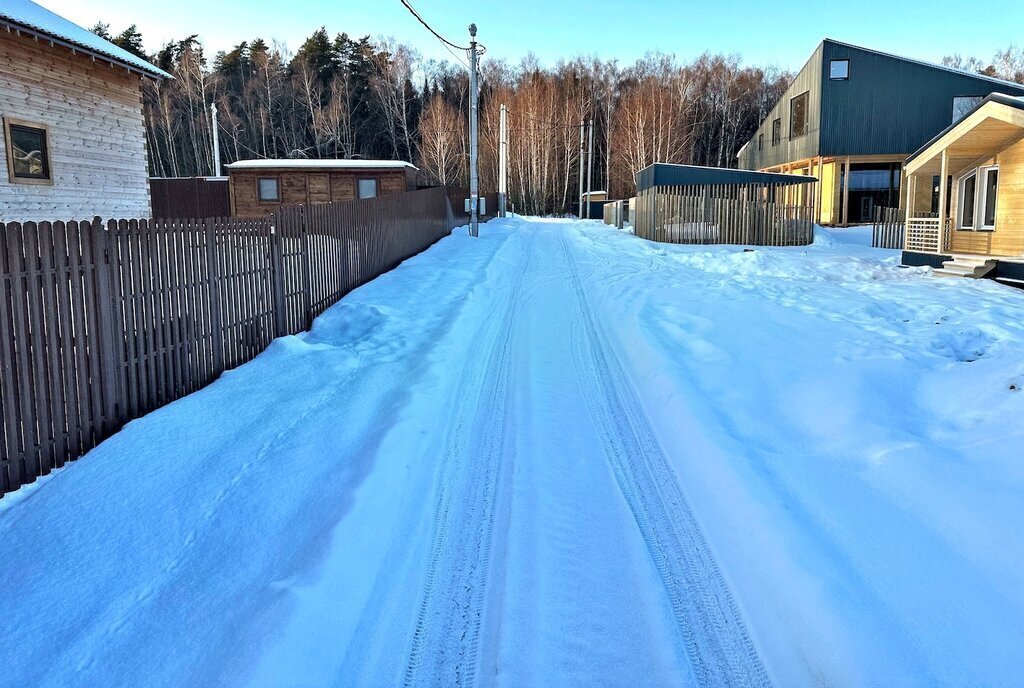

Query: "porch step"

xmin=935 ymin=256 xmax=997 ymax=279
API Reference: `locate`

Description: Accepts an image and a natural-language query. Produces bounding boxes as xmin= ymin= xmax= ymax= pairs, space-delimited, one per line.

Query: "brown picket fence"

xmin=0 ymin=186 xmax=467 ymax=496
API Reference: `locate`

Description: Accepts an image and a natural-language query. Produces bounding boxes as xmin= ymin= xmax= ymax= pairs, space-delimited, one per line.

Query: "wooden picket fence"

xmin=0 ymin=186 xmax=465 ymax=496
xmin=872 ymin=206 xmax=906 ymax=249
xmin=633 ymin=183 xmax=816 ymax=247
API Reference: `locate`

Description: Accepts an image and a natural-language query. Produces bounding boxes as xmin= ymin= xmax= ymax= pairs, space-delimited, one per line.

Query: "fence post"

xmin=204 ymin=218 xmax=225 ymax=374
xmin=298 ymin=206 xmax=313 ymax=328
xmin=269 ymin=211 xmax=288 ymax=338
xmin=92 ymin=217 xmax=123 ymax=430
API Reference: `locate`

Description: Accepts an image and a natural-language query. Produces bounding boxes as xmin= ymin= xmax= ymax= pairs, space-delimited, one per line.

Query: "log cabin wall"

xmin=229 ymin=167 xmax=412 ymax=217
xmin=0 ymin=30 xmax=151 ymax=222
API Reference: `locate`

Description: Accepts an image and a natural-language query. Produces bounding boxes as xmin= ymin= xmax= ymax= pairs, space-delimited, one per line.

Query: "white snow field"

xmin=3 ymin=217 xmax=1024 ymax=687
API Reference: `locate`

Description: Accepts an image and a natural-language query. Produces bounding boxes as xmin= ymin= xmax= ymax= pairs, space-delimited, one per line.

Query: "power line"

xmin=399 ymin=0 xmax=471 ymax=51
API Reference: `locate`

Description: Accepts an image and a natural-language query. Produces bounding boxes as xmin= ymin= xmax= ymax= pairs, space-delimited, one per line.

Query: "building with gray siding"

xmin=737 ymin=39 xmax=1024 ymax=225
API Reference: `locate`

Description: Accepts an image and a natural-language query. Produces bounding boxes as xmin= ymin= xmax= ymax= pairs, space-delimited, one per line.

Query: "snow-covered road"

xmin=3 ymin=218 xmax=1024 ymax=687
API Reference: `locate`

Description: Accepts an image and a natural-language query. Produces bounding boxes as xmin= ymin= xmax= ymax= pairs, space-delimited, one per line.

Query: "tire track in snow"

xmin=559 ymin=228 xmax=772 ymax=688
xmin=402 ymin=231 xmax=533 ymax=687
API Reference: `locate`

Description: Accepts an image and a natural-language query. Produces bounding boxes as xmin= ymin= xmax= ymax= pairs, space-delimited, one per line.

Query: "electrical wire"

xmin=398 ymin=0 xmax=474 ymax=70
xmin=399 ymin=0 xmax=471 ymax=50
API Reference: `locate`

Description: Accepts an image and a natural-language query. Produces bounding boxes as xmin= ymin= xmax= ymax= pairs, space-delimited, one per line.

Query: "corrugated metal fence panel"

xmin=150 ymin=178 xmax=231 ymax=220
xmin=0 ymin=186 xmax=461 ymax=497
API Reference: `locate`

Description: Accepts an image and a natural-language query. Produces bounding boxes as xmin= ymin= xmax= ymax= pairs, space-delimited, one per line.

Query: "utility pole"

xmin=585 ymin=118 xmax=594 ymax=219
xmin=499 ymin=103 xmax=508 ymax=218
xmin=577 ymin=120 xmax=585 ymax=219
xmin=210 ymin=102 xmax=222 ymax=177
xmin=468 ymin=24 xmax=480 ymax=237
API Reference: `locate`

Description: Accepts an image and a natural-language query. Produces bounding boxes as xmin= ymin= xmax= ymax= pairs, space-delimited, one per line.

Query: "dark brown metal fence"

xmin=633 ymin=183 xmax=816 ymax=247
xmin=0 ymin=186 xmax=463 ymax=496
xmin=150 ymin=177 xmax=231 ymax=219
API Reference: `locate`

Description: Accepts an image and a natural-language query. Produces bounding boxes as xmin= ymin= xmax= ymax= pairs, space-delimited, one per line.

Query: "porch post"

xmin=903 ymin=172 xmax=915 ymax=252
xmin=841 ymin=156 xmax=851 ymax=226
xmin=937 ymin=149 xmax=949 ymax=253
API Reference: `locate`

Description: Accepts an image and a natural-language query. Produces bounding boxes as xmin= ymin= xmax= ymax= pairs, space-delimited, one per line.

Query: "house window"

xmin=982 ymin=166 xmax=998 ymax=228
xmin=358 ymin=178 xmax=378 ymax=199
xmin=790 ymin=91 xmax=809 ymax=138
xmin=758 ymin=133 xmax=764 ymax=151
xmin=4 ymin=118 xmax=52 ymax=183
xmin=830 ymin=59 xmax=850 ymax=80
xmin=957 ymin=165 xmax=999 ymax=230
xmin=959 ymin=171 xmax=977 ymax=229
xmin=931 ymin=175 xmax=952 ymax=215
xmin=952 ymin=95 xmax=983 ymax=124
xmin=257 ymin=177 xmax=279 ymax=202
xmin=771 ymin=118 xmax=782 ymax=146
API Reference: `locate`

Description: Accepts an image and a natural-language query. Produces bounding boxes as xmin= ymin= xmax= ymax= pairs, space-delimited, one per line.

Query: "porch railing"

xmin=905 ymin=216 xmax=951 ymax=253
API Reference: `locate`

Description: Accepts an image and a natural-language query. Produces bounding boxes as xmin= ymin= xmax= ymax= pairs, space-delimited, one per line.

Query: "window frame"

xmin=956 ymin=165 xmax=999 ymax=231
xmin=4 ymin=117 xmax=54 ymax=185
xmin=789 ymin=91 xmax=809 ymax=139
xmin=257 ymin=176 xmax=281 ymax=203
xmin=771 ymin=118 xmax=782 ymax=147
xmin=829 ymin=59 xmax=850 ymax=80
xmin=758 ymin=133 xmax=763 ymax=151
xmin=979 ymin=165 xmax=999 ymax=230
xmin=357 ymin=177 xmax=379 ymax=200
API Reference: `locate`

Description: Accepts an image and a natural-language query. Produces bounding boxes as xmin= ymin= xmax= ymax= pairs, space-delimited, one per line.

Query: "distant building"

xmin=737 ymin=39 xmax=1024 ymax=225
xmin=0 ymin=0 xmax=170 ymax=222
xmin=225 ymin=159 xmax=418 ymax=217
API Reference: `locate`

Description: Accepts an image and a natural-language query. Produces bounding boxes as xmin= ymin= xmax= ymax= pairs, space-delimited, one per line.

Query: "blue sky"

xmin=38 ymin=0 xmax=1024 ymax=71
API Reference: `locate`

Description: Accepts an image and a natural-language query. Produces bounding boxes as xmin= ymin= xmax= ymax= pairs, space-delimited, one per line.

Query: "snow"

xmin=225 ymin=159 xmax=418 ymax=170
xmin=2 ymin=217 xmax=1024 ymax=686
xmin=0 ymin=0 xmax=171 ymax=79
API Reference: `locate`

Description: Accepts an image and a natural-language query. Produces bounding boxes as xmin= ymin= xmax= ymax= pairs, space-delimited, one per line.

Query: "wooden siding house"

xmin=0 ymin=0 xmax=170 ymax=222
xmin=902 ymin=94 xmax=1024 ymax=283
xmin=226 ymin=159 xmax=418 ymax=217
xmin=737 ymin=39 xmax=1024 ymax=226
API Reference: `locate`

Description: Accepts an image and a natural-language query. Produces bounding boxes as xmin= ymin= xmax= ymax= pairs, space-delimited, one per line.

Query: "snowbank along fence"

xmin=0 ymin=186 xmax=466 ymax=496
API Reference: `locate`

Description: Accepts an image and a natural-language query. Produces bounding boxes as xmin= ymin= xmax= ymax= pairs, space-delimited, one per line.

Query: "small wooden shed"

xmin=226 ymin=159 xmax=418 ymax=217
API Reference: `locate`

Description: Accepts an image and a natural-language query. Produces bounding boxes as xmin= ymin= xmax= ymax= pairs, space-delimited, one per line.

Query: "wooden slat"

xmin=1 ymin=187 xmax=462 ymax=497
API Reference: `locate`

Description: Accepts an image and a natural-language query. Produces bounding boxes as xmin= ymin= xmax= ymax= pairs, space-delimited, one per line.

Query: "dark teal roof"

xmin=636 ymin=164 xmax=816 ymax=191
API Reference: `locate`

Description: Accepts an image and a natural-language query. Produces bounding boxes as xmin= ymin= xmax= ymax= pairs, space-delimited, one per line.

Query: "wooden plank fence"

xmin=150 ymin=177 xmax=231 ymax=219
xmin=0 ymin=186 xmax=464 ymax=496
xmin=633 ymin=183 xmax=815 ymax=247
xmin=872 ymin=206 xmax=906 ymax=249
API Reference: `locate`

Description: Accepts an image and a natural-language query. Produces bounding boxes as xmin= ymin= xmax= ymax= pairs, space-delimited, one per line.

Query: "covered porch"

xmin=903 ymin=93 xmax=1024 ymax=264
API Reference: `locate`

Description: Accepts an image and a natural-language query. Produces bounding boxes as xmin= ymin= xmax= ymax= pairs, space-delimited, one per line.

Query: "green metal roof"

xmin=636 ymin=164 xmax=816 ymax=191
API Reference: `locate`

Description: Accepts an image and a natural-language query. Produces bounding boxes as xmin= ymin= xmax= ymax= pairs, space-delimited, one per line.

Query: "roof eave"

xmin=0 ymin=18 xmax=171 ymax=80
xmin=906 ymin=92 xmax=1024 ymax=166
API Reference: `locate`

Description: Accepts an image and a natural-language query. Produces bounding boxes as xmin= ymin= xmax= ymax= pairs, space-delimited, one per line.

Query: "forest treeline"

xmin=93 ymin=23 xmax=1024 ymax=214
